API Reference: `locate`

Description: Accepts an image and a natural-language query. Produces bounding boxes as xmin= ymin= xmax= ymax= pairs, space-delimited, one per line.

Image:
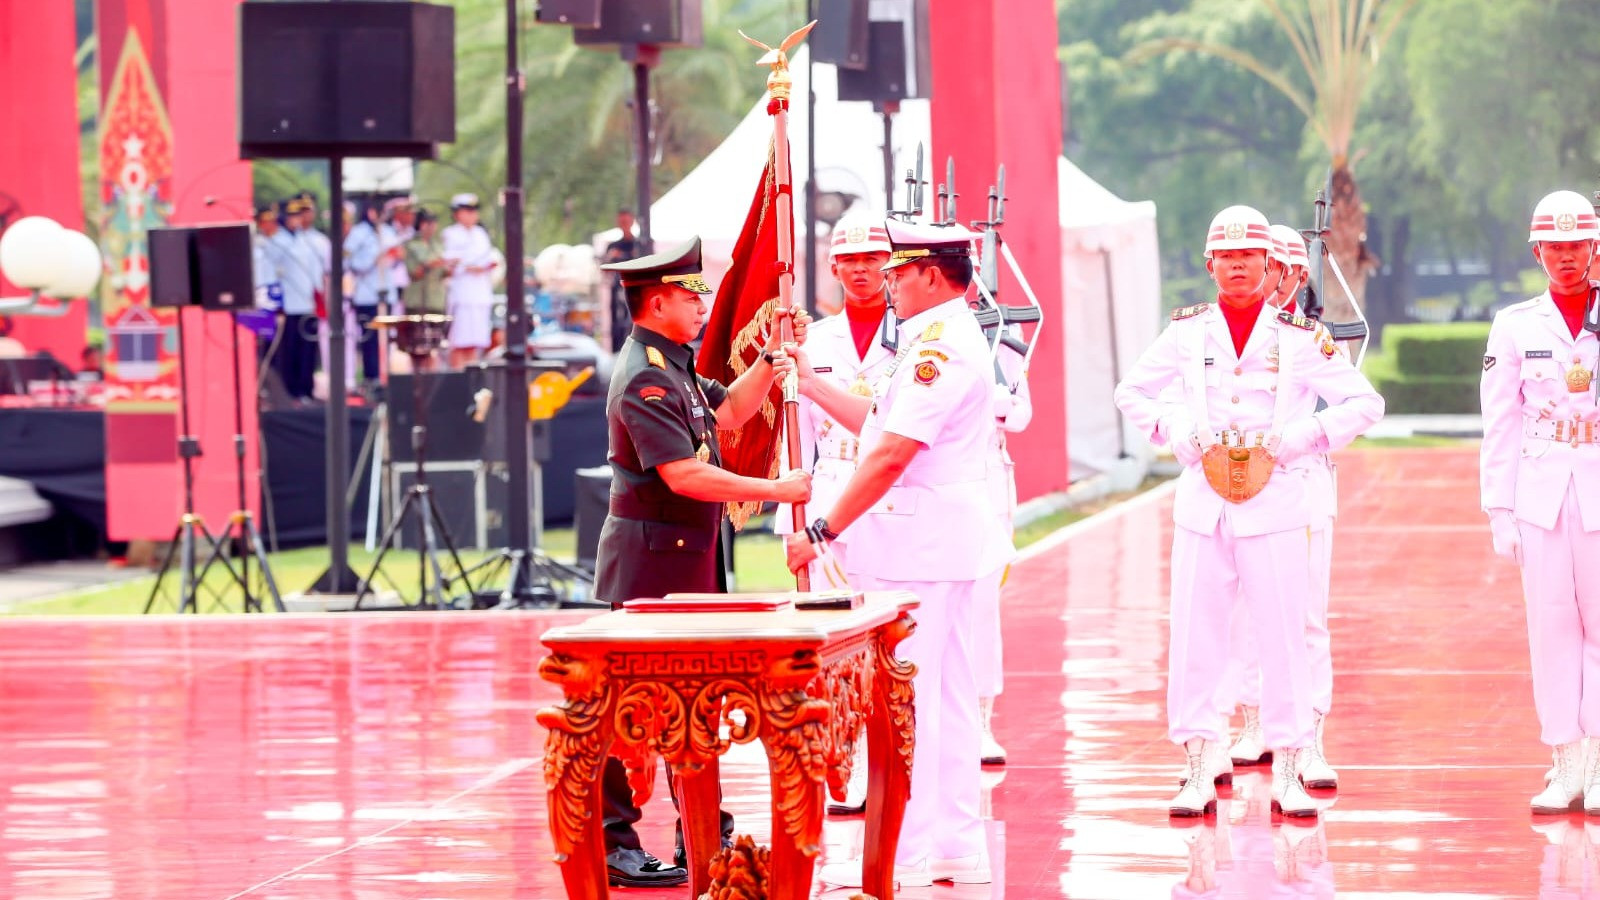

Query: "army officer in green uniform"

xmin=594 ymin=236 xmax=811 ymax=887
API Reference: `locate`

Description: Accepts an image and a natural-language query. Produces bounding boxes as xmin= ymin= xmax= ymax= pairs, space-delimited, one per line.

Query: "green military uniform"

xmin=403 ymin=233 xmax=447 ymax=314
xmin=592 ymin=237 xmax=734 ymax=886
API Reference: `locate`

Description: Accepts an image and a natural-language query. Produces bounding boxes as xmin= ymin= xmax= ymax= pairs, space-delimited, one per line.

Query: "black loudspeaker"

xmin=838 ymin=21 xmax=911 ymax=103
xmin=387 ymin=371 xmax=485 ymax=463
xmin=572 ymin=0 xmax=702 ymax=47
xmin=811 ymin=0 xmax=870 ymax=70
xmin=537 ymin=0 xmax=602 ymax=26
xmin=238 ymin=1 xmax=455 ymax=159
xmin=148 ymin=228 xmax=194 ymax=308
xmin=573 ymin=465 xmax=610 ymax=570
xmin=148 ymin=225 xmax=254 ymax=311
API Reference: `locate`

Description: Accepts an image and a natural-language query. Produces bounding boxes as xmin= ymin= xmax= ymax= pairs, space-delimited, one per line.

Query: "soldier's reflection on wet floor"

xmin=1172 ymin=770 xmax=1335 ymax=899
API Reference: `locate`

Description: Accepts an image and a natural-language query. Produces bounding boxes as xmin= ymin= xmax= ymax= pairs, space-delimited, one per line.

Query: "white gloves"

xmin=1161 ymin=415 xmax=1204 ymax=467
xmin=1489 ymin=509 xmax=1522 ymax=564
xmin=991 ymin=383 xmax=1015 ymax=420
xmin=1274 ymin=418 xmax=1327 ymax=465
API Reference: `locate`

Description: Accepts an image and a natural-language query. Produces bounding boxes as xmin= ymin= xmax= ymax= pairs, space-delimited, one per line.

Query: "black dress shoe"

xmin=606 ymin=848 xmax=687 ymax=888
xmin=673 ymin=835 xmax=734 ymax=869
xmin=826 ymin=799 xmax=866 ymax=816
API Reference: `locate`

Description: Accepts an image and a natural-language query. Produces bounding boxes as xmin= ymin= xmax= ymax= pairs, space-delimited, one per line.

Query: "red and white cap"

xmin=1269 ymin=224 xmax=1309 ymax=268
xmin=829 ymin=214 xmax=892 ymax=259
xmin=1529 ymin=190 xmax=1600 ymax=243
xmin=1204 ymin=205 xmax=1274 ymax=259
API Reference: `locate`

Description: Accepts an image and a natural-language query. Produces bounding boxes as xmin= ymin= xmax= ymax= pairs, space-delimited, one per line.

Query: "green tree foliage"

xmin=423 ymin=0 xmax=790 ymax=250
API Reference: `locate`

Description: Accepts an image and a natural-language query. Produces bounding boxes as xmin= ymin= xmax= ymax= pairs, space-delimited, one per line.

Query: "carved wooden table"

xmin=536 ymin=591 xmax=919 ymax=900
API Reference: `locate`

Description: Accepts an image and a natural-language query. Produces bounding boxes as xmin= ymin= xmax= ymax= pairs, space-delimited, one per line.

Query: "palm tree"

xmin=424 ymin=0 xmax=788 ymax=250
xmin=1129 ymin=0 xmax=1415 ymax=322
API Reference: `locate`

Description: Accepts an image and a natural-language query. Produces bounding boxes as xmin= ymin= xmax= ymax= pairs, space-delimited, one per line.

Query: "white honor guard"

xmin=1481 ymin=190 xmax=1600 ymax=814
xmin=789 ymin=218 xmax=1013 ymax=887
xmin=1115 ymin=204 xmax=1383 ymax=820
xmin=441 ymin=193 xmax=501 ymax=365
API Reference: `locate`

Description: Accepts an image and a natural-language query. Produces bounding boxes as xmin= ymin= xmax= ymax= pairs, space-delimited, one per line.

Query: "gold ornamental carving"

xmin=536 ymin=653 xmax=615 ymax=861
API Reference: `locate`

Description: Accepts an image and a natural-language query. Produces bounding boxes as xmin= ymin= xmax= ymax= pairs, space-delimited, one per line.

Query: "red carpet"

xmin=0 ymin=446 xmax=1564 ymax=898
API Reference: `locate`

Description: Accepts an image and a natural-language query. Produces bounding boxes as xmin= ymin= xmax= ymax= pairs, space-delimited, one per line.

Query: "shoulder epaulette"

xmin=920 ymin=321 xmax=945 ymax=342
xmin=1170 ymin=304 xmax=1208 ymax=321
xmin=645 ymin=346 xmax=667 ymax=370
xmin=1275 ymin=310 xmax=1317 ymax=331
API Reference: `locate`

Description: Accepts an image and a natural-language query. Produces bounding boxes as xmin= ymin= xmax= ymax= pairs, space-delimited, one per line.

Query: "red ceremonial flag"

xmin=695 ymin=143 xmax=791 ymax=529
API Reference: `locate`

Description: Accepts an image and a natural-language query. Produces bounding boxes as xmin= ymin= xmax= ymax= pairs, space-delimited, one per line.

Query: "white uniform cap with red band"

xmin=1269 ymin=224 xmax=1309 ymax=268
xmin=829 ymin=215 xmax=892 ymax=258
xmin=1528 ymin=190 xmax=1600 ymax=243
xmin=1203 ymin=205 xmax=1274 ymax=259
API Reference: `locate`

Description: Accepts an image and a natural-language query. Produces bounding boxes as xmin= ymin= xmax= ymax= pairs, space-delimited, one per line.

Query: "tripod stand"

xmin=143 ymin=309 xmax=261 ymax=614
xmin=354 ymin=315 xmax=473 ymax=610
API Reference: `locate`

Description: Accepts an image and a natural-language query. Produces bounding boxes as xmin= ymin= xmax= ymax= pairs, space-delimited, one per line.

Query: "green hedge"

xmin=1363 ymin=323 xmax=1489 ymax=414
xmin=1383 ymin=322 xmax=1492 ymax=378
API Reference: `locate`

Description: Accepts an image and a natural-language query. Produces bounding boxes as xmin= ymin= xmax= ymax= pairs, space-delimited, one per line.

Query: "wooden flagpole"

xmin=744 ymin=22 xmax=817 ymax=592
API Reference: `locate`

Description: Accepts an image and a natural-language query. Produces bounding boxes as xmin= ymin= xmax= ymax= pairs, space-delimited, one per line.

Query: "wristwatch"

xmin=805 ymin=517 xmax=839 ymax=545
xmin=760 ymin=349 xmax=778 ymax=366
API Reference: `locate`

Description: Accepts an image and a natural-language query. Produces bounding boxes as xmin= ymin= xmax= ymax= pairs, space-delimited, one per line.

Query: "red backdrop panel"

xmin=929 ymin=0 xmax=1068 ymax=500
xmin=99 ymin=0 xmax=255 ymax=540
xmin=0 ymin=0 xmax=90 ymax=364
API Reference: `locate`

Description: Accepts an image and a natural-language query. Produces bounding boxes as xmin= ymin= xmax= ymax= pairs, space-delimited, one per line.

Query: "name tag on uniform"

xmin=1527 ymin=350 xmax=1553 ymax=359
xmin=814 ymin=366 xmax=833 ymax=373
xmin=1204 ymin=357 xmax=1215 ymax=366
xmin=690 ymin=406 xmax=704 ymax=416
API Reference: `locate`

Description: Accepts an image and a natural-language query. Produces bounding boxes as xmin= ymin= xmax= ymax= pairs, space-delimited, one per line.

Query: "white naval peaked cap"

xmin=451 ymin=193 xmax=481 ymax=210
xmin=1529 ymin=190 xmax=1600 ymax=243
xmin=881 ymin=219 xmax=975 ymax=271
xmin=1203 ymin=205 xmax=1273 ymax=259
xmin=829 ymin=215 xmax=892 ymax=258
xmin=1269 ymin=224 xmax=1309 ymax=268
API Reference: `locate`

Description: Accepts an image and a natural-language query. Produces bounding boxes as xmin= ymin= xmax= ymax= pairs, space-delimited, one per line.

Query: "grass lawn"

xmin=19 ymin=478 xmax=1170 ymax=615
xmin=1351 ymin=434 xmax=1473 ymax=449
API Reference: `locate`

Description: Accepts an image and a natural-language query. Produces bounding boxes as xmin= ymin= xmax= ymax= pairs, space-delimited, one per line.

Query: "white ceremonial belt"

xmin=1525 ymin=418 xmax=1600 ymax=445
xmin=816 ymin=444 xmax=859 ymax=463
xmin=1213 ymin=429 xmax=1279 ymax=450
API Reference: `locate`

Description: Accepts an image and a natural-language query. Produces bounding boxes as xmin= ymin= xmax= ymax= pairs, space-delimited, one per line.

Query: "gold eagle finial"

xmin=740 ymin=22 xmax=816 ymax=105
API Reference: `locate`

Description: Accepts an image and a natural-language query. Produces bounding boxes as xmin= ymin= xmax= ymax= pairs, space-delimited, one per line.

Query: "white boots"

xmin=1178 ymin=737 xmax=1234 ymax=788
xmin=979 ymin=696 xmax=1006 ymax=765
xmin=1230 ymin=706 xmax=1272 ymax=766
xmin=1270 ymin=748 xmax=1318 ymax=818
xmin=1296 ymin=712 xmax=1338 ymax=790
xmin=1532 ymin=741 xmax=1585 ymax=814
xmin=1171 ymin=738 xmax=1220 ymax=817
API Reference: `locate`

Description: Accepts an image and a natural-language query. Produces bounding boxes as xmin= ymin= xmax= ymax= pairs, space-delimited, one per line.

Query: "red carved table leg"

xmin=673 ymin=755 xmax=723 ymax=896
xmin=536 ymin=652 xmax=615 ymax=900
xmin=864 ymin=612 xmax=917 ymax=900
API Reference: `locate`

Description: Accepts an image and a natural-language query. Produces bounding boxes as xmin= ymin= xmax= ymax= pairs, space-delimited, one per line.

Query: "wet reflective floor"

xmin=0 ymin=447 xmax=1568 ymax=898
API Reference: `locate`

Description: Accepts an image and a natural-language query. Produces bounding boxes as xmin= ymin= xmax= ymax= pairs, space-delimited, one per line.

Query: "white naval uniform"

xmin=1114 ymin=302 xmax=1382 ymax=751
xmin=774 ymin=308 xmax=897 ymax=587
xmin=441 ymin=222 xmax=500 ymax=349
xmin=1481 ymin=292 xmax=1600 ymax=746
xmin=1220 ymin=336 xmax=1344 ymax=717
xmin=846 ymin=297 xmax=1015 ymax=866
xmin=976 ymin=335 xmax=1032 ymax=699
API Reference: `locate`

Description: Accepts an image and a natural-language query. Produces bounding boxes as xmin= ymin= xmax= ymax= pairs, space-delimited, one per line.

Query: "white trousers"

xmin=1218 ymin=521 xmax=1334 ymax=715
xmin=1169 ymin=517 xmax=1316 ymax=750
xmin=973 ymin=566 xmax=1007 ymax=698
xmin=852 ymin=572 xmax=987 ymax=865
xmin=1519 ymin=485 xmax=1600 ymax=746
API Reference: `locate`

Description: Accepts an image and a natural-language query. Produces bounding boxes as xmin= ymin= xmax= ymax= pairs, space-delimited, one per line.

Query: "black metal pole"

xmin=804 ymin=42 xmax=818 ymax=314
xmin=629 ymin=47 xmax=657 ymax=253
xmin=313 ymin=155 xmax=358 ymax=593
xmin=880 ymin=108 xmax=894 ymax=212
xmin=229 ymin=313 xmax=251 ymax=606
xmin=501 ymin=0 xmax=535 ymax=598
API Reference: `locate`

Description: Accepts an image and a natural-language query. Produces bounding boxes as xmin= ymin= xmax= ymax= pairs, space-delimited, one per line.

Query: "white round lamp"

xmin=0 ymin=216 xmax=68 ymax=290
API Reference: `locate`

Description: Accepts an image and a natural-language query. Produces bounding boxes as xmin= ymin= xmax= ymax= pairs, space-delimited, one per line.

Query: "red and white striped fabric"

xmin=1528 ymin=190 xmax=1600 ymax=242
xmin=1270 ymin=224 xmax=1309 ymax=269
xmin=830 ymin=215 xmax=892 ymax=258
xmin=1203 ymin=205 xmax=1274 ymax=258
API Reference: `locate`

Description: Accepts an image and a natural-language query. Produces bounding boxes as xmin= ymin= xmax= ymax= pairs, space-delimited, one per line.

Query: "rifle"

xmin=887 ymin=143 xmax=927 ymax=223
xmin=967 ymin=163 xmax=1043 ymax=383
xmin=936 ymin=156 xmax=959 ymax=227
xmin=1299 ymin=173 xmax=1371 ymax=364
xmin=1588 ymin=189 xmax=1600 ymax=336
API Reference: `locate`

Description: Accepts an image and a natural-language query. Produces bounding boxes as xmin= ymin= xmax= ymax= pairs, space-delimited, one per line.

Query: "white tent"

xmin=596 ymin=48 xmax=931 ymax=305
xmin=1058 ymin=156 xmax=1163 ymax=481
xmin=602 ymin=53 xmax=1164 ymax=490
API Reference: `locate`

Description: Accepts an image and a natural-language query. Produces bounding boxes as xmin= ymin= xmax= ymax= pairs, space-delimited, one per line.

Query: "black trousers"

xmin=601 ymin=755 xmax=734 ymax=854
xmin=277 ymin=313 xmax=318 ymax=399
xmin=353 ymin=305 xmax=381 ymax=381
